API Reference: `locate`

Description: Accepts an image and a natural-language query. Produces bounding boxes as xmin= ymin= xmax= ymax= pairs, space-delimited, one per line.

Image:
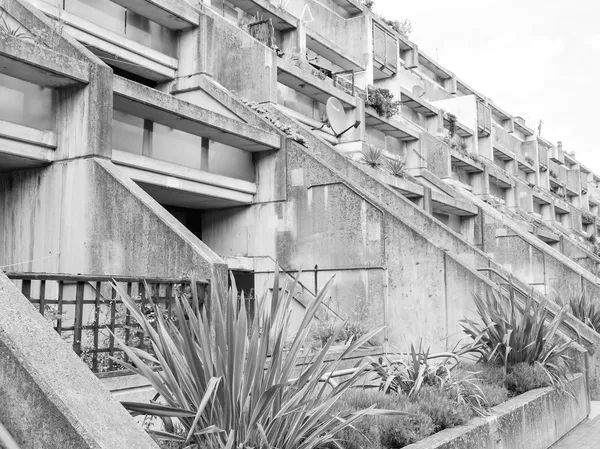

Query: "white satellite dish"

xmin=412 ymin=85 xmax=426 ymax=98
xmin=326 ymin=97 xmax=348 ymax=136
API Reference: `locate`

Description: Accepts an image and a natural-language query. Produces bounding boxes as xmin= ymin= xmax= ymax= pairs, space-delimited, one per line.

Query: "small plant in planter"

xmin=366 ymin=85 xmax=402 ymax=119
xmin=524 ymin=155 xmax=535 ymax=166
xmin=561 ymin=293 xmax=600 ymax=333
xmin=360 ymin=144 xmax=384 ymax=169
xmin=381 ymin=17 xmax=412 ymax=38
xmin=386 ymin=157 xmax=407 ymax=178
xmin=549 ymin=169 xmax=559 ymax=179
xmin=361 ymin=0 xmax=375 ymax=9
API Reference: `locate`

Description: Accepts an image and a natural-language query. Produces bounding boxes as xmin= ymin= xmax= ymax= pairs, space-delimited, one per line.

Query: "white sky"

xmin=375 ymin=0 xmax=600 ymax=170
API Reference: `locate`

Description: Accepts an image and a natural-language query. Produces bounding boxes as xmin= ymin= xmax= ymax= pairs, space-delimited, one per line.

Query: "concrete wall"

xmin=0 ymin=271 xmax=160 ymax=449
xmin=0 ymin=158 xmax=225 ymax=280
xmin=203 ymin=140 xmax=493 ymax=351
xmin=405 ymin=373 xmax=588 ymax=449
xmin=200 ymin=10 xmax=277 ymax=103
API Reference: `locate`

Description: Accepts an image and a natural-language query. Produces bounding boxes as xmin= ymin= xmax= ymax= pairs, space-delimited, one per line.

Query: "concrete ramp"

xmin=0 ymin=270 xmax=160 ymax=449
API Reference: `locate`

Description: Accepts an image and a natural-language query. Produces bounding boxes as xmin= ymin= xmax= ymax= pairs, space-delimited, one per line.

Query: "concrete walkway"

xmin=551 ymin=402 xmax=600 ymax=448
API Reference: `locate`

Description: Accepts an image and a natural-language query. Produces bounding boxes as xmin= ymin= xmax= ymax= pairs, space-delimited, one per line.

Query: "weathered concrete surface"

xmin=203 ymin=139 xmax=495 ymax=351
xmin=0 ymin=271 xmax=160 ymax=449
xmin=198 ymin=9 xmax=277 ymax=103
xmin=0 ymin=158 xmax=225 ymax=281
xmin=405 ymin=374 xmax=588 ymax=449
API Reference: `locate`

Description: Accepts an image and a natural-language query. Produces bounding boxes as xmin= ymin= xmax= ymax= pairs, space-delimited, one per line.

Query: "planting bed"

xmin=404 ymin=373 xmax=588 ymax=449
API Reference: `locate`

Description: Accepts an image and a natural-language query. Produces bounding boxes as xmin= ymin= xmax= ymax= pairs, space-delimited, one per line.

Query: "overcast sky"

xmin=375 ymin=0 xmax=600 ymax=170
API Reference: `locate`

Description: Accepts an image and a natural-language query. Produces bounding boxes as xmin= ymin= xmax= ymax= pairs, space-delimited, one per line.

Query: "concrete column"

xmin=55 ymin=64 xmax=113 ymax=160
xmin=280 ymin=20 xmax=306 ymax=57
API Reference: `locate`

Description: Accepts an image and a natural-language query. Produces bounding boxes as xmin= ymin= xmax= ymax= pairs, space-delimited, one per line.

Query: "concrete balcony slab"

xmin=113 ymin=76 xmax=281 ymax=152
xmin=443 ymin=114 xmax=474 ymax=137
xmin=110 ymin=0 xmax=199 ymax=29
xmin=330 ymin=0 xmax=363 ymax=15
xmin=493 ymin=142 xmax=515 ymax=161
xmin=487 ymin=164 xmax=514 ymax=188
xmin=432 ymin=191 xmax=478 ymax=216
xmin=224 ymin=0 xmax=298 ymax=30
xmin=112 ymin=150 xmax=256 ymax=208
xmin=450 ymin=149 xmax=484 ymax=174
xmin=365 ymin=107 xmax=419 ymax=141
xmin=31 ymin=0 xmax=177 ymax=82
xmin=400 ymin=86 xmax=438 ymax=117
xmin=0 ymin=34 xmax=89 ymax=87
xmin=306 ymin=30 xmax=364 ymax=72
xmin=276 ymin=57 xmax=358 ymax=108
xmin=0 ymin=121 xmax=56 ymax=172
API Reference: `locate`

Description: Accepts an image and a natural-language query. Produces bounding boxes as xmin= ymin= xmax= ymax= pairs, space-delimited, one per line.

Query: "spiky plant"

xmin=112 ymin=269 xmax=397 ymax=449
xmin=565 ymin=293 xmax=600 ymax=333
xmin=0 ymin=13 xmax=32 ymax=40
xmin=386 ymin=157 xmax=406 ymax=178
xmin=459 ymin=284 xmax=575 ymax=390
xmin=361 ymin=144 xmax=384 ymax=169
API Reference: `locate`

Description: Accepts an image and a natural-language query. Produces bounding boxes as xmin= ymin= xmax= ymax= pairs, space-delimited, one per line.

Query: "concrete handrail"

xmin=0 ymin=421 xmax=21 ymax=449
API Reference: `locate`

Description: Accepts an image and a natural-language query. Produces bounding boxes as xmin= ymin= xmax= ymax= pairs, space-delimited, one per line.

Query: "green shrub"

xmin=414 ymin=388 xmax=473 ymax=431
xmin=477 ymin=383 xmax=510 ymax=407
xmin=378 ymin=414 xmax=435 ymax=448
xmin=505 ymin=362 xmax=551 ymax=395
xmin=564 ymin=293 xmax=600 ymax=333
xmin=112 ymin=269 xmax=390 ymax=449
xmin=366 ymin=86 xmax=402 ymax=118
xmin=335 ymin=390 xmax=435 ymax=449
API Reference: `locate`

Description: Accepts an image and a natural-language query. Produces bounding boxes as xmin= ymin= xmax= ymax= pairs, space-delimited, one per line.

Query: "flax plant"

xmin=459 ymin=285 xmax=575 ymax=390
xmin=112 ymin=270 xmax=394 ymax=449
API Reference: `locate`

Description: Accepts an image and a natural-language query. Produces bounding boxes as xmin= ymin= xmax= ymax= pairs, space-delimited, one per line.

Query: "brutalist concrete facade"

xmin=2 ymin=0 xmax=600 ymax=392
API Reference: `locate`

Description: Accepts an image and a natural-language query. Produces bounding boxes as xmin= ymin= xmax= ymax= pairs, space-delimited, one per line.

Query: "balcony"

xmin=113 ymin=76 xmax=281 ymax=151
xmin=443 ymin=114 xmax=474 ymax=138
xmin=516 ymin=155 xmax=535 ymax=174
xmin=0 ymin=120 xmax=56 ymax=172
xmin=222 ymin=0 xmax=298 ymax=30
xmin=488 ymin=164 xmax=514 ymax=189
xmin=113 ymin=150 xmax=257 ymax=208
xmin=110 ymin=0 xmax=198 ymax=29
xmin=330 ymin=0 xmax=363 ymax=15
xmin=399 ymin=86 xmax=439 ymax=117
xmin=365 ymin=107 xmax=419 ymax=141
xmin=450 ymin=148 xmax=484 ymax=173
xmin=276 ymin=57 xmax=358 ymax=108
xmin=306 ymin=29 xmax=364 ymax=72
xmin=493 ymin=142 xmax=515 ymax=161
xmin=32 ymin=0 xmax=179 ymax=82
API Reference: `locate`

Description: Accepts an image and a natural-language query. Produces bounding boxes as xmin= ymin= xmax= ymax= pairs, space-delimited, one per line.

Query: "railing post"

xmin=73 ymin=281 xmax=85 ymax=356
xmin=21 ymin=280 xmax=31 ymax=301
xmin=56 ymin=281 xmax=64 ymax=334
xmin=39 ymin=280 xmax=46 ymax=315
xmin=92 ymin=281 xmax=101 ymax=372
xmin=108 ymin=286 xmax=117 ymax=371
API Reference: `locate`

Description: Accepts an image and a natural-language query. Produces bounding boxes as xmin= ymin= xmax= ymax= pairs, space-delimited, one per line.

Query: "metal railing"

xmin=5 ymin=272 xmax=209 ymax=373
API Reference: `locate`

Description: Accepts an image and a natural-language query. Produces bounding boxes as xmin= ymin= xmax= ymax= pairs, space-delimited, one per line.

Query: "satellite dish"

xmin=412 ymin=85 xmax=426 ymax=98
xmin=326 ymin=97 xmax=348 ymax=136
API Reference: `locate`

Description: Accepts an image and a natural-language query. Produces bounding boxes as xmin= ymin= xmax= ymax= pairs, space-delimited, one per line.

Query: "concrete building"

xmin=3 ymin=0 xmax=600 ymax=397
